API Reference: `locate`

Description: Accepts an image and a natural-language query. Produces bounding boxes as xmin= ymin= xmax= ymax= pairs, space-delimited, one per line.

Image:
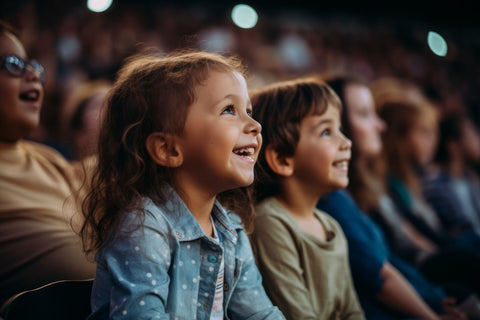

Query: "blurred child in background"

xmin=61 ymin=79 xmax=111 ymax=160
xmin=371 ymin=77 xmax=480 ymax=297
xmin=0 ymin=19 xmax=95 ymax=306
xmin=423 ymin=109 xmax=480 ymax=236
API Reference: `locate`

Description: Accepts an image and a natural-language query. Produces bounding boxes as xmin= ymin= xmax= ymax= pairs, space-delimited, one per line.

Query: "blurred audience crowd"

xmin=2 ymin=1 xmax=480 ymax=317
xmin=1 ymin=0 xmax=479 ymax=158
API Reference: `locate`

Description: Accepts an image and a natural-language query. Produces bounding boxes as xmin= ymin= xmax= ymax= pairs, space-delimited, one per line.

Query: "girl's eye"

xmin=321 ymin=129 xmax=331 ymax=137
xmin=246 ymin=109 xmax=253 ymax=118
xmin=222 ymin=104 xmax=235 ymax=115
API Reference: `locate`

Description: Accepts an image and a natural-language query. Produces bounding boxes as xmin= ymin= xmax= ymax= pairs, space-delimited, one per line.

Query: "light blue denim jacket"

xmin=89 ymin=187 xmax=284 ymax=320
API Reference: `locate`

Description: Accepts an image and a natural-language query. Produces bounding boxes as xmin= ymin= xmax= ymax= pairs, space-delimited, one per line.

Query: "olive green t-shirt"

xmin=251 ymin=197 xmax=364 ymax=320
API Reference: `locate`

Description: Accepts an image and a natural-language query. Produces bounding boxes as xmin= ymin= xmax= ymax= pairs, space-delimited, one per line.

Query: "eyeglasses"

xmin=0 ymin=54 xmax=45 ymax=84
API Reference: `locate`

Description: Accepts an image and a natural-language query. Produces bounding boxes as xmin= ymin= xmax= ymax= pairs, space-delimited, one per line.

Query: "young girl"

xmin=80 ymin=50 xmax=285 ymax=319
xmin=249 ymin=77 xmax=365 ymax=319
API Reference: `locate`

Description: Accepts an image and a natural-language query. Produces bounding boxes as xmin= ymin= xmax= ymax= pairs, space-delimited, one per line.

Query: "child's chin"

xmin=238 ymin=175 xmax=255 ymax=187
xmin=240 ymin=178 xmax=254 ymax=187
xmin=335 ymin=179 xmax=349 ymax=189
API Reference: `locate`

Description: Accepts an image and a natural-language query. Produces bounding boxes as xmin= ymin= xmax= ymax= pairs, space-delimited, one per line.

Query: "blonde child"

xmin=80 ymin=50 xmax=285 ymax=319
xmin=249 ymin=77 xmax=365 ymax=319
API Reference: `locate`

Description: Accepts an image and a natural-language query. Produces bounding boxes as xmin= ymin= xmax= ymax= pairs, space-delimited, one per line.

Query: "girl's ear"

xmin=146 ymin=132 xmax=183 ymax=167
xmin=264 ymin=145 xmax=294 ymax=177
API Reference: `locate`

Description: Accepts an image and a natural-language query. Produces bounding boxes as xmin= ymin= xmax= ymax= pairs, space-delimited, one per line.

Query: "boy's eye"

xmin=246 ymin=109 xmax=253 ymax=117
xmin=222 ymin=104 xmax=235 ymax=115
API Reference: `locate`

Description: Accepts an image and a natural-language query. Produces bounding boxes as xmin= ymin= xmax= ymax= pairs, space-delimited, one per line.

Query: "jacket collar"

xmin=145 ymin=185 xmax=242 ymax=243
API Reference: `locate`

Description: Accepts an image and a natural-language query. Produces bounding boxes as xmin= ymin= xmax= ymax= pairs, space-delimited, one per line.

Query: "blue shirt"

xmin=422 ymin=168 xmax=479 ymax=234
xmin=89 ymin=186 xmax=284 ymax=320
xmin=317 ymin=190 xmax=445 ymax=319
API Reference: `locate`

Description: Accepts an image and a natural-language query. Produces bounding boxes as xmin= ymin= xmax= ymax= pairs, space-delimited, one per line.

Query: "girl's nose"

xmin=246 ymin=115 xmax=262 ymax=135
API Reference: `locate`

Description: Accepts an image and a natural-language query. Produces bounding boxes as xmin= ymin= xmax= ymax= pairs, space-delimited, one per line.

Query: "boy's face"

xmin=291 ymin=105 xmax=351 ymax=194
xmin=0 ymin=33 xmax=44 ymax=142
xmin=175 ymin=70 xmax=262 ymax=195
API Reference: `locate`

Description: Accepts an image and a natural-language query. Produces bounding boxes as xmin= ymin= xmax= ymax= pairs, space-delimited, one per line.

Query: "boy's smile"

xmin=292 ymin=105 xmax=351 ymax=194
xmin=332 ymin=158 xmax=349 ymax=172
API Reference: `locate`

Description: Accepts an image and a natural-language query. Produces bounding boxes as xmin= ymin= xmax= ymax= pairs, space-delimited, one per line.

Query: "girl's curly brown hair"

xmin=80 ymin=49 xmax=251 ymax=255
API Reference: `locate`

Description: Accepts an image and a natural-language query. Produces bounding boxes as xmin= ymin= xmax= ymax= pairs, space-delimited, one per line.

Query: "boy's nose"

xmin=341 ymin=134 xmax=352 ymax=149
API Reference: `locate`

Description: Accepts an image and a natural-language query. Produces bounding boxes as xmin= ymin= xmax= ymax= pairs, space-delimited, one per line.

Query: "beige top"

xmin=0 ymin=140 xmax=96 ymax=304
xmin=251 ymin=197 xmax=364 ymax=320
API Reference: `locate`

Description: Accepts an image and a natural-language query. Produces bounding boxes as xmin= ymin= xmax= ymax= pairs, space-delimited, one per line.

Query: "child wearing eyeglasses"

xmin=0 ymin=20 xmax=96 ymax=305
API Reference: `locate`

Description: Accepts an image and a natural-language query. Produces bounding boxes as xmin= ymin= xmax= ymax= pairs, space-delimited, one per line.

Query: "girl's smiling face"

xmin=175 ymin=70 xmax=262 ymax=195
xmin=0 ymin=32 xmax=44 ymax=142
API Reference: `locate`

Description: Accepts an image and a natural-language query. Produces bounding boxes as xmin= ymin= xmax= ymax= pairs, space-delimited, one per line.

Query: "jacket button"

xmin=208 ymin=255 xmax=218 ymax=263
xmin=176 ymin=232 xmax=182 ymax=239
xmin=224 ymin=283 xmax=229 ymax=291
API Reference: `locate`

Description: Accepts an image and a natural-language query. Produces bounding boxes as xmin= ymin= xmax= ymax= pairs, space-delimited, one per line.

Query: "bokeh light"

xmin=87 ymin=0 xmax=113 ymax=13
xmin=231 ymin=4 xmax=258 ymax=29
xmin=427 ymin=31 xmax=448 ymax=57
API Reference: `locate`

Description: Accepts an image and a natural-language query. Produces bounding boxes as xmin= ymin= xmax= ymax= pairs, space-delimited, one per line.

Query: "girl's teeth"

xmin=234 ymin=148 xmax=254 ymax=155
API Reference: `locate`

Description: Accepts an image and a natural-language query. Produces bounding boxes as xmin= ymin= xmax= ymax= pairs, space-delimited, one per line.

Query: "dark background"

xmin=1 ymin=0 xmax=479 ymax=149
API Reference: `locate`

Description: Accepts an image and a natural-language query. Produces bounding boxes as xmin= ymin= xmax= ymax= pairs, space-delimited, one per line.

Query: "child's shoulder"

xmin=18 ymin=140 xmax=85 ymax=183
xmin=255 ymin=197 xmax=285 ymax=216
xmin=118 ymin=197 xmax=173 ymax=231
xmin=21 ymin=139 xmax=70 ymax=164
xmin=254 ymin=197 xmax=296 ymax=227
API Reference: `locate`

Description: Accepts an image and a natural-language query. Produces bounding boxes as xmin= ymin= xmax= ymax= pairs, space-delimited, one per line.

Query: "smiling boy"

xmin=249 ymin=77 xmax=364 ymax=319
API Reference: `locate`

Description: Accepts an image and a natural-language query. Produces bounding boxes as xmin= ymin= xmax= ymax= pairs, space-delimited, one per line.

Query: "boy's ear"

xmin=264 ymin=145 xmax=294 ymax=177
xmin=146 ymin=132 xmax=183 ymax=167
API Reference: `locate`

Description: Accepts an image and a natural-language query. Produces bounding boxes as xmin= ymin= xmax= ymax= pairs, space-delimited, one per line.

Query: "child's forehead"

xmin=199 ymin=69 xmax=244 ymax=84
xmin=302 ymin=105 xmax=340 ymax=125
xmin=194 ymin=69 xmax=247 ymax=97
xmin=308 ymin=102 xmax=339 ymax=117
xmin=0 ymin=33 xmax=26 ymax=58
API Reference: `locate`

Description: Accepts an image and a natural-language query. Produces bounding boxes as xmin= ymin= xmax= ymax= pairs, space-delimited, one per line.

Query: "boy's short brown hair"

xmin=250 ymin=77 xmax=341 ymax=202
